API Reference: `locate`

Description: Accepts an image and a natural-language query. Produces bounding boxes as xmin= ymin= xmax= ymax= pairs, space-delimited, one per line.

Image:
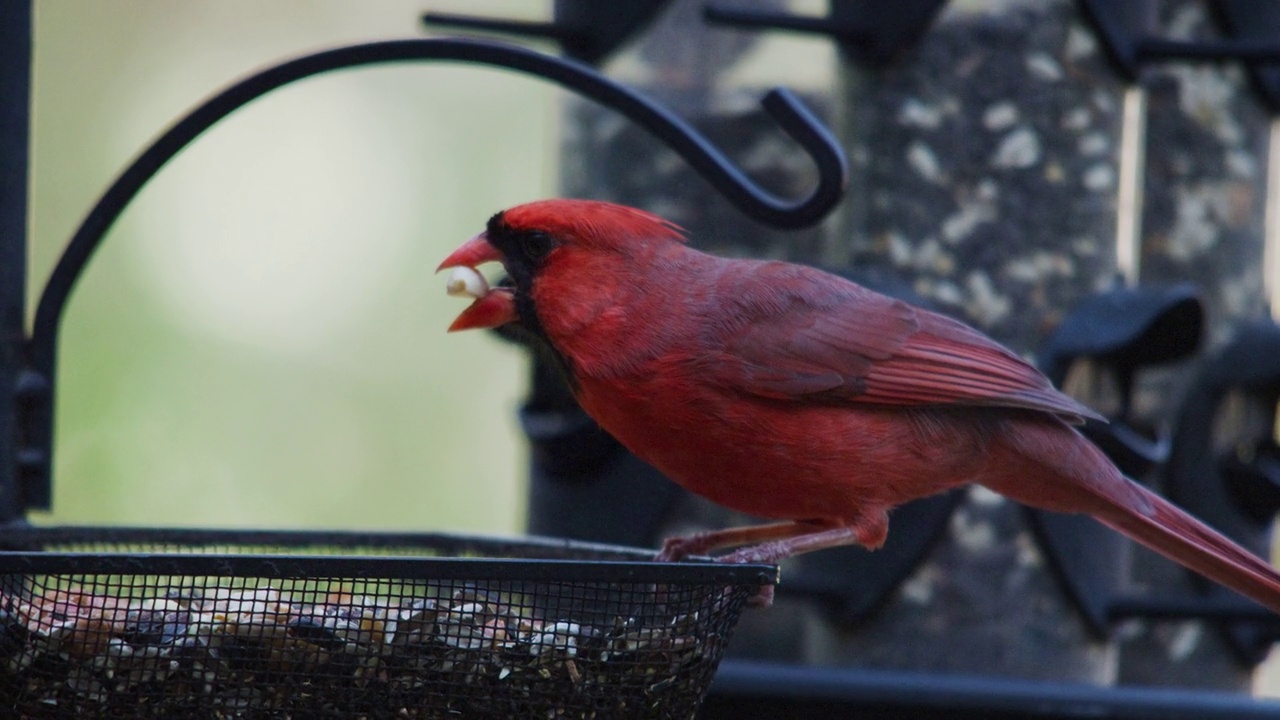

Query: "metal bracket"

xmin=1079 ymin=0 xmax=1280 ymax=111
xmin=1030 ymin=284 xmax=1204 ymax=635
xmin=1216 ymin=0 xmax=1280 ymax=112
xmin=1164 ymin=319 xmax=1280 ymax=662
xmin=702 ymin=0 xmax=946 ymax=66
xmin=1040 ymin=283 xmax=1204 ymax=476
xmin=422 ymin=1 xmax=673 ymax=65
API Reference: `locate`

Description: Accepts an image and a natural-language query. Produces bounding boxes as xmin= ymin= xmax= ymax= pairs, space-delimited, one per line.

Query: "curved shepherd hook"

xmin=17 ymin=37 xmax=848 ymax=509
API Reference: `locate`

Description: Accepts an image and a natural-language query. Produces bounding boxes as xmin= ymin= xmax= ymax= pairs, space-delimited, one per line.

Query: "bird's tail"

xmin=1094 ymin=482 xmax=1280 ymax=614
xmin=990 ymin=417 xmax=1280 ymax=615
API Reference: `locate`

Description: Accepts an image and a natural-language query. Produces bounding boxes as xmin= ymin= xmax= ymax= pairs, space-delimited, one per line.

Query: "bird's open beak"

xmin=437 ymin=232 xmax=518 ymax=332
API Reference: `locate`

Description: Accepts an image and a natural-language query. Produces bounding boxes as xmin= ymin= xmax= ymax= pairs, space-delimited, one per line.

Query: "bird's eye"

xmin=522 ymin=231 xmax=555 ymax=261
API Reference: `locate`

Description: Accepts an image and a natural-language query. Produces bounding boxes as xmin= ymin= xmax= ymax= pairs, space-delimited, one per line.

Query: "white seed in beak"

xmin=446 ymin=266 xmax=490 ymax=299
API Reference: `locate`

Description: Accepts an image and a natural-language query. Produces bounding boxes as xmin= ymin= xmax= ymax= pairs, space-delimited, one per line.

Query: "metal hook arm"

xmin=19 ymin=38 xmax=847 ymax=507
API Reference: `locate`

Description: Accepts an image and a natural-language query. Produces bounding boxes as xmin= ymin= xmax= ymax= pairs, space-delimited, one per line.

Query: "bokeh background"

xmin=28 ymin=1 xmax=548 ymax=533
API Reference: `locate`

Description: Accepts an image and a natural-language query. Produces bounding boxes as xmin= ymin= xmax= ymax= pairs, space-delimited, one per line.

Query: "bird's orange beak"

xmin=437 ymin=232 xmax=518 ymax=332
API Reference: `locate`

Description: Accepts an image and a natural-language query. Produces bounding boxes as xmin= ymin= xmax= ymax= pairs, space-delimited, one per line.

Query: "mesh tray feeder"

xmin=0 ymin=526 xmax=774 ymax=719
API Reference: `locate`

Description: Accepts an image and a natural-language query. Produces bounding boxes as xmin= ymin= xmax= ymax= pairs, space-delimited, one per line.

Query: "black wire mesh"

xmin=0 ymin=526 xmax=773 ymax=719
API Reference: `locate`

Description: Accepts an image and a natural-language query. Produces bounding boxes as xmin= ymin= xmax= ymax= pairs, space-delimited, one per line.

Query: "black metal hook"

xmin=15 ymin=37 xmax=847 ymax=509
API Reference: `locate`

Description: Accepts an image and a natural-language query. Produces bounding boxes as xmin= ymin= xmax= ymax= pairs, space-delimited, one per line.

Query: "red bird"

xmin=439 ymin=198 xmax=1280 ymax=612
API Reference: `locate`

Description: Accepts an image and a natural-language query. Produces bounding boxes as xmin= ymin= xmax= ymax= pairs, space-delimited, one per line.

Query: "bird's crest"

xmin=500 ymin=199 xmax=687 ymax=250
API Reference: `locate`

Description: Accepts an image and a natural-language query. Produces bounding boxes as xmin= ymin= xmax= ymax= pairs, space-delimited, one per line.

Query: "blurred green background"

xmin=27 ymin=1 xmax=552 ymax=533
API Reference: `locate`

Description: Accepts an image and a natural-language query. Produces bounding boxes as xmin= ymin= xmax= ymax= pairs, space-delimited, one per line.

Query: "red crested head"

xmin=498 ymin=199 xmax=686 ymax=252
xmin=437 ymin=199 xmax=688 ymax=336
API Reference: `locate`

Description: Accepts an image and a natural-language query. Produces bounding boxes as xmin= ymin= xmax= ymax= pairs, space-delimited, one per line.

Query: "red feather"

xmin=707 ymin=260 xmax=1102 ymax=422
xmin=447 ymin=199 xmax=1280 ymax=614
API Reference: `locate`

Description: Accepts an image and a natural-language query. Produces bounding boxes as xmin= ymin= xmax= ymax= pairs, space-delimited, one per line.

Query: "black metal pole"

xmin=0 ymin=0 xmax=32 ymax=522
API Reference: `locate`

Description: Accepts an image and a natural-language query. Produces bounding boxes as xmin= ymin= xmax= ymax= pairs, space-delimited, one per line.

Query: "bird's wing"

xmin=704 ymin=261 xmax=1102 ymax=423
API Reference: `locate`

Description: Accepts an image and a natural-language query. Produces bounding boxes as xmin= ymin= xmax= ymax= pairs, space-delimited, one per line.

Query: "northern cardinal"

xmin=439 ymin=198 xmax=1280 ymax=613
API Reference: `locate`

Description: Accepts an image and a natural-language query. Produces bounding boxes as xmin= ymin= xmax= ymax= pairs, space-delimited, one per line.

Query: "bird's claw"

xmin=655 ymin=535 xmax=700 ymax=562
xmin=656 ymin=536 xmax=775 ymax=608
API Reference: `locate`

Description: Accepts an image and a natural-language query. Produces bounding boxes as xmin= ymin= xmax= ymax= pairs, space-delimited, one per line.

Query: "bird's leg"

xmin=719 ymin=520 xmax=882 ymax=565
xmin=655 ymin=521 xmax=831 ymax=610
xmin=714 ymin=513 xmax=889 ymax=608
xmin=655 ymin=520 xmax=833 ymax=562
xmin=721 ymin=507 xmax=890 ymax=563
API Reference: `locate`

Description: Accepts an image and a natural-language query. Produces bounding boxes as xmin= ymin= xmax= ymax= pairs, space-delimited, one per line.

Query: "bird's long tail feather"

xmin=993 ymin=418 xmax=1280 ymax=614
xmin=1096 ymin=484 xmax=1280 ymax=614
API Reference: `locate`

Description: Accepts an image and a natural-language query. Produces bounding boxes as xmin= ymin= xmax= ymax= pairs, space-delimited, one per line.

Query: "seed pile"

xmin=0 ymin=583 xmax=734 ymax=719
